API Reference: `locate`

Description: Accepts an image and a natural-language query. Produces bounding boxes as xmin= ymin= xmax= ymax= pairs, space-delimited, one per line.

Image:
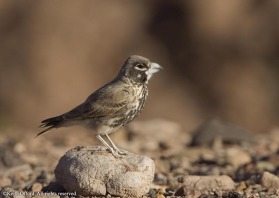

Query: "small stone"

xmin=156 ymin=194 xmax=165 ymax=198
xmin=157 ymin=188 xmax=164 ymax=194
xmin=0 ymin=141 xmax=24 ymax=169
xmin=256 ymin=161 xmax=276 ymax=172
xmin=31 ymin=182 xmax=43 ymax=192
xmin=0 ymin=176 xmax=11 ymax=187
xmin=106 ymin=194 xmax=112 ymax=198
xmin=236 ymin=181 xmax=247 ymax=191
xmin=154 ymin=173 xmax=167 ymax=185
xmin=5 ymin=164 xmax=32 ymax=181
xmin=226 ymin=147 xmax=251 ymax=168
xmin=261 ymin=171 xmax=279 ymax=189
xmin=164 ymin=190 xmax=174 ymax=197
xmin=148 ymin=188 xmax=158 ymax=198
xmin=14 ymin=143 xmax=27 ymax=154
xmin=174 ymin=186 xmax=188 ymax=196
xmin=55 ymin=146 xmax=155 ymax=197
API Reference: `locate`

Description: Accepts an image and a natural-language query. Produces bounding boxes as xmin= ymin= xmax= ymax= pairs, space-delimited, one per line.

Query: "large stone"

xmin=191 ymin=119 xmax=253 ymax=146
xmin=55 ymin=146 xmax=155 ymax=197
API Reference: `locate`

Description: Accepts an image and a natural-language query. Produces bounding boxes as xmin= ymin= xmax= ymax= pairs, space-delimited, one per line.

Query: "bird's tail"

xmin=36 ymin=115 xmax=64 ymax=137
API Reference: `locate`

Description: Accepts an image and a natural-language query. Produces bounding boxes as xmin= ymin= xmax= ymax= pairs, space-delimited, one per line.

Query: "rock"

xmin=4 ymin=164 xmax=33 ymax=180
xmin=0 ymin=141 xmax=24 ymax=171
xmin=236 ymin=181 xmax=247 ymax=192
xmin=226 ymin=147 xmax=251 ymax=168
xmin=256 ymin=161 xmax=276 ymax=172
xmin=14 ymin=142 xmax=27 ymax=154
xmin=261 ymin=171 xmax=279 ymax=189
xmin=173 ymin=175 xmax=235 ymax=191
xmin=174 ymin=186 xmax=188 ymax=196
xmin=31 ymin=182 xmax=43 ymax=192
xmin=191 ymin=119 xmax=253 ymax=146
xmin=55 ymin=146 xmax=155 ymax=197
xmin=0 ymin=176 xmax=11 ymax=187
xmin=154 ymin=173 xmax=168 ymax=185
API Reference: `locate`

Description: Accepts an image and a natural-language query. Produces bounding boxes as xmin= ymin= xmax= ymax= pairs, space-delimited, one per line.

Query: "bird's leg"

xmin=105 ymin=134 xmax=128 ymax=155
xmin=96 ymin=135 xmax=120 ymax=157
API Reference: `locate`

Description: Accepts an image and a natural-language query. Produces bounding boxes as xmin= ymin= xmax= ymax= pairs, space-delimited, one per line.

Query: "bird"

xmin=37 ymin=55 xmax=162 ymax=157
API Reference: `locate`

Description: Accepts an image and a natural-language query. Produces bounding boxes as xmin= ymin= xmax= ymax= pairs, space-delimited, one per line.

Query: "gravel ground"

xmin=0 ymin=119 xmax=279 ymax=198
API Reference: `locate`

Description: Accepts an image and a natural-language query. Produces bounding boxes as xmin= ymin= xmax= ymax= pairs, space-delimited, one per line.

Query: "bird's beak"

xmin=149 ymin=62 xmax=163 ymax=73
xmin=146 ymin=62 xmax=163 ymax=81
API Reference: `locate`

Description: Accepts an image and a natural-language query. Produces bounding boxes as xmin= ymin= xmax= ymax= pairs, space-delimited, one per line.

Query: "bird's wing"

xmin=63 ymin=83 xmax=131 ymax=120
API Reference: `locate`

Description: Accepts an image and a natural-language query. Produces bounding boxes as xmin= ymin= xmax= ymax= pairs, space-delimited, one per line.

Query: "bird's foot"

xmin=115 ymin=148 xmax=128 ymax=155
xmin=108 ymin=148 xmax=124 ymax=158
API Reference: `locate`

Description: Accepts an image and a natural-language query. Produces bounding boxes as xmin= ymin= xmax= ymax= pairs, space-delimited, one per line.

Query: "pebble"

xmin=0 ymin=176 xmax=12 ymax=187
xmin=31 ymin=182 xmax=43 ymax=192
xmin=226 ymin=147 xmax=251 ymax=168
xmin=236 ymin=181 xmax=247 ymax=191
xmin=261 ymin=171 xmax=279 ymax=189
xmin=154 ymin=173 xmax=168 ymax=185
xmin=174 ymin=186 xmax=188 ymax=196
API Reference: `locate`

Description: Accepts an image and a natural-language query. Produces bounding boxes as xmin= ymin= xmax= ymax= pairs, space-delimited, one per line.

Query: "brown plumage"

xmin=37 ymin=55 xmax=162 ymax=156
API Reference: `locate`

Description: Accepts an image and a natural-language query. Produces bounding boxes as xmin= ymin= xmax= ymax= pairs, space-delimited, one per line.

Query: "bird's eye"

xmin=136 ymin=64 xmax=144 ymax=68
xmin=135 ymin=64 xmax=146 ymax=71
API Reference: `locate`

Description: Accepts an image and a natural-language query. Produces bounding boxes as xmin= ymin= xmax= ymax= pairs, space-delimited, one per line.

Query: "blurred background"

xmin=1 ymin=0 xmax=279 ymax=135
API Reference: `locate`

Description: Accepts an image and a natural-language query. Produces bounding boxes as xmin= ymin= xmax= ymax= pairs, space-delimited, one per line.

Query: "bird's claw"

xmin=115 ymin=149 xmax=128 ymax=155
xmin=106 ymin=148 xmax=122 ymax=158
xmin=108 ymin=148 xmax=128 ymax=158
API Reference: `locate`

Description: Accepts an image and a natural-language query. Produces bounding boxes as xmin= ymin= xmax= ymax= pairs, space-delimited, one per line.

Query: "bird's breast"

xmin=96 ymin=85 xmax=148 ymax=132
xmin=124 ymin=85 xmax=148 ymax=123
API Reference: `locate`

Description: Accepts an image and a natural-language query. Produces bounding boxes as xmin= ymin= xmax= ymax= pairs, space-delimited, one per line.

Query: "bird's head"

xmin=118 ymin=55 xmax=162 ymax=84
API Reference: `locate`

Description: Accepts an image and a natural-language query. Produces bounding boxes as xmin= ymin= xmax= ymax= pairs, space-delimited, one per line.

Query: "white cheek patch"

xmin=137 ymin=74 xmax=142 ymax=78
xmin=146 ymin=72 xmax=153 ymax=81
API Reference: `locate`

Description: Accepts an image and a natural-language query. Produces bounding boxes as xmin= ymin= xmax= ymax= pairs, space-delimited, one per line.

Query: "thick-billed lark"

xmin=37 ymin=55 xmax=162 ymax=157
